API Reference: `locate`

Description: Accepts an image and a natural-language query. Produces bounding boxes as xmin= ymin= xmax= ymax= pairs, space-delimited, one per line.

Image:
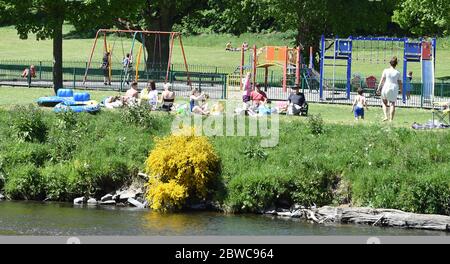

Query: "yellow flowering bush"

xmin=145 ymin=129 xmax=220 ymax=211
xmin=146 ymin=179 xmax=188 ymax=211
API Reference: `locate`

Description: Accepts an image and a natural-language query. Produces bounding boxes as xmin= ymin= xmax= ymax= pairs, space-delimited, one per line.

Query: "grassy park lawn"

xmin=0 ymin=86 xmax=434 ymax=127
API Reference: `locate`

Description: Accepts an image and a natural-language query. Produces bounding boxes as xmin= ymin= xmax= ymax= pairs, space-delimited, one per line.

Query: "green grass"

xmin=0 ymin=87 xmax=435 ymax=127
xmin=0 ymin=96 xmax=448 ymax=215
xmin=1 ymin=26 xmax=449 ymax=79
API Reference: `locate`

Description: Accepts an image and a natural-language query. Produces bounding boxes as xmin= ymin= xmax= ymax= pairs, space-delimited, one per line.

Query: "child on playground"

xmin=101 ymin=52 xmax=111 ymax=86
xmin=21 ymin=65 xmax=36 ymax=79
xmin=352 ymin=89 xmax=368 ymax=121
xmin=123 ymin=53 xmax=133 ymax=85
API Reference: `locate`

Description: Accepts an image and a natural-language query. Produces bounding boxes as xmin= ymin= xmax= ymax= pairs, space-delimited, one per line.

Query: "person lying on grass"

xmin=352 ymin=88 xmax=369 ymax=121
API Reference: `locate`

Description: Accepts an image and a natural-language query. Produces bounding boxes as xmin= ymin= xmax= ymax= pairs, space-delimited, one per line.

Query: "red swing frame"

xmin=83 ymin=29 xmax=191 ymax=86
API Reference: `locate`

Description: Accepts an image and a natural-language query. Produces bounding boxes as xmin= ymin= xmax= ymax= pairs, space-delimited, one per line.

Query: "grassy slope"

xmin=1 ymin=26 xmax=449 ymax=79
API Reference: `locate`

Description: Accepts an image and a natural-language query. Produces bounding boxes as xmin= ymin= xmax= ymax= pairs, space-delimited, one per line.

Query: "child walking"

xmin=352 ymin=89 xmax=368 ymax=121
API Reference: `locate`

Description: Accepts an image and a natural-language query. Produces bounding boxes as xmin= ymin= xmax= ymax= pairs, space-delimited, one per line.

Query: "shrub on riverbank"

xmin=145 ymin=129 xmax=221 ymax=211
xmin=0 ymin=107 xmax=172 ymax=201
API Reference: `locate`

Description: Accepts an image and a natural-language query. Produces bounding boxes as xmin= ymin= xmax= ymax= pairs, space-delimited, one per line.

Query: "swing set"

xmin=319 ymin=35 xmax=437 ymax=103
xmin=83 ymin=29 xmax=191 ymax=89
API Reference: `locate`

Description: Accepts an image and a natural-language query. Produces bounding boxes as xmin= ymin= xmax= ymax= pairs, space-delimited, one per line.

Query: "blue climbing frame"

xmin=319 ymin=36 xmax=437 ymax=102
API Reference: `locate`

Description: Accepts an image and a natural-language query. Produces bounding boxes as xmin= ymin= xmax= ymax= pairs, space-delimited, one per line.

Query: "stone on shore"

xmin=73 ymin=197 xmax=86 ymax=205
xmin=100 ymin=200 xmax=116 ymax=206
xmin=127 ymin=198 xmax=145 ymax=208
xmin=101 ymin=194 xmax=113 ymax=202
xmin=87 ymin=198 xmax=98 ymax=205
xmin=0 ymin=193 xmax=5 ymax=200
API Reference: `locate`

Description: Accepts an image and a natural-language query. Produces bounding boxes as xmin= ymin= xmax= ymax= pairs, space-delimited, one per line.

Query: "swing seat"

xmin=37 ymin=89 xmax=74 ymax=107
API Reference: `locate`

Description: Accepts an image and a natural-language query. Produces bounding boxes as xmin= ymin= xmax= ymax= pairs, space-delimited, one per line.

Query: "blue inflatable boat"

xmin=37 ymin=89 xmax=74 ymax=107
xmin=54 ymin=93 xmax=101 ymax=114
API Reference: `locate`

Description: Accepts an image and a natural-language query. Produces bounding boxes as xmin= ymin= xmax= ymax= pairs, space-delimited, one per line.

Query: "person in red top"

xmin=21 ymin=65 xmax=36 ymax=78
xmin=250 ymin=84 xmax=268 ymax=107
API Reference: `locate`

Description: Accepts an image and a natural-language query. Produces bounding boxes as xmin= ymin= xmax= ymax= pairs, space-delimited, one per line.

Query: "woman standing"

xmin=377 ymin=57 xmax=403 ymax=122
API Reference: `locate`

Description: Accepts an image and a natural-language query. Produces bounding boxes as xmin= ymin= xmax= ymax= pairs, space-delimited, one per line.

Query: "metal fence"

xmin=0 ymin=61 xmax=229 ymax=100
xmin=0 ymin=60 xmax=449 ymax=108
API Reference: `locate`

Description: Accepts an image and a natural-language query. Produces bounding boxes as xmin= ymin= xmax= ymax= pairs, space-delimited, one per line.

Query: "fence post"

xmin=27 ymin=67 xmax=32 ymax=88
xmin=39 ymin=61 xmax=42 ymax=80
xmin=420 ymin=82 xmax=424 ymax=108
xmin=223 ymin=74 xmax=227 ymax=100
xmin=73 ymin=67 xmax=76 ymax=89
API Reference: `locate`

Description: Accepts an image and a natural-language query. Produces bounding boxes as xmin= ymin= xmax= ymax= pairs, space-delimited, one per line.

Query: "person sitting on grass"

xmin=287 ymin=86 xmax=308 ymax=116
xmin=123 ymin=81 xmax=139 ymax=106
xmin=352 ymin=88 xmax=368 ymax=121
xmin=21 ymin=65 xmax=36 ymax=79
xmin=161 ymin=83 xmax=176 ymax=112
xmin=251 ymin=84 xmax=268 ymax=108
xmin=140 ymin=80 xmax=159 ymax=110
xmin=190 ymin=88 xmax=209 ymax=115
xmin=226 ymin=42 xmax=233 ymax=51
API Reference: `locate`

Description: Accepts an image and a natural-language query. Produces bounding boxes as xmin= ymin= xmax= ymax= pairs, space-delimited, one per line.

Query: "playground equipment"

xmin=84 ymin=29 xmax=191 ymax=88
xmin=319 ymin=36 xmax=436 ymax=103
xmin=239 ymin=45 xmax=303 ymax=93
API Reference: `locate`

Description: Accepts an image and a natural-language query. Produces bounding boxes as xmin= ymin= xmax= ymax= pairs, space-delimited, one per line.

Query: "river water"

xmin=0 ymin=201 xmax=447 ymax=236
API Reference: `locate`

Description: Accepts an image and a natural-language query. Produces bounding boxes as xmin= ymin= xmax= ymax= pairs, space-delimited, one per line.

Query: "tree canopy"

xmin=393 ymin=0 xmax=450 ymax=36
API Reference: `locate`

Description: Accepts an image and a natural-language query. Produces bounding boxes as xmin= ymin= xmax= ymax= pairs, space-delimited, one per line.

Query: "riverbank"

xmin=0 ymin=106 xmax=449 ymax=228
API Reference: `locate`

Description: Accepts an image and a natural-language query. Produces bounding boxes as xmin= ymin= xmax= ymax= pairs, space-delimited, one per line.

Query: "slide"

xmin=422 ymin=59 xmax=434 ymax=102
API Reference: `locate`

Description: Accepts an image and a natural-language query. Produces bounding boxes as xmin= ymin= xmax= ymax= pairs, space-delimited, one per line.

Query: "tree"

xmin=3 ymin=0 xmax=65 ymax=93
xmin=74 ymin=0 xmax=208 ymax=67
xmin=1 ymin=0 xmax=88 ymax=93
xmin=267 ymin=0 xmax=397 ymax=65
xmin=393 ymin=0 xmax=450 ymax=36
xmin=175 ymin=0 xmax=276 ymax=35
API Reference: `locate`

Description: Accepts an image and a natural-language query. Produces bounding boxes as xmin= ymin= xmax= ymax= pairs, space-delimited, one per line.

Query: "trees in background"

xmin=393 ymin=0 xmax=450 ymax=36
xmin=73 ymin=0 xmax=208 ymax=67
xmin=1 ymin=0 xmax=77 ymax=93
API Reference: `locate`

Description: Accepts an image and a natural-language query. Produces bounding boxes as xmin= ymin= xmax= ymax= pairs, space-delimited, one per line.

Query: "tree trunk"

xmin=143 ymin=4 xmax=174 ymax=78
xmin=53 ymin=21 xmax=63 ymax=94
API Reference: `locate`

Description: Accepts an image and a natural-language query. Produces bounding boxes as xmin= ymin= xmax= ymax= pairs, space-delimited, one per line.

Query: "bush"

xmin=10 ymin=105 xmax=48 ymax=143
xmin=4 ymin=164 xmax=44 ymax=200
xmin=225 ymin=174 xmax=287 ymax=213
xmin=122 ymin=104 xmax=161 ymax=130
xmin=307 ymin=114 xmax=324 ymax=135
xmin=145 ymin=130 xmax=221 ymax=211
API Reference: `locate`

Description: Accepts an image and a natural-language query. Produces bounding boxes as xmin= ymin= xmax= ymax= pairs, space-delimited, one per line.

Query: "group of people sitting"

xmin=237 ymin=73 xmax=308 ymax=117
xmin=226 ymin=42 xmax=250 ymax=52
xmin=104 ymin=81 xmax=175 ymax=111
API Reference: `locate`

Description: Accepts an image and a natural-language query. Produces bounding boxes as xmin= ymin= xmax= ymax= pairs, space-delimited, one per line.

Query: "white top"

xmin=381 ymin=67 xmax=401 ymax=102
xmin=382 ymin=67 xmax=401 ymax=90
xmin=148 ymin=90 xmax=159 ymax=105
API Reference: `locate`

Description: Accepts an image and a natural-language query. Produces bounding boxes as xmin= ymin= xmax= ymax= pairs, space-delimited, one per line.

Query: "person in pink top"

xmin=250 ymin=84 xmax=268 ymax=107
xmin=126 ymin=82 xmax=139 ymax=98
